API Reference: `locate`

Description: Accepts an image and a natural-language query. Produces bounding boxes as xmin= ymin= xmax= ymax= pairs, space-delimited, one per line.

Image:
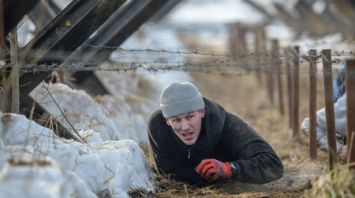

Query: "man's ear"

xmin=165 ymin=118 xmax=171 ymax=126
xmin=200 ymin=109 xmax=205 ymax=118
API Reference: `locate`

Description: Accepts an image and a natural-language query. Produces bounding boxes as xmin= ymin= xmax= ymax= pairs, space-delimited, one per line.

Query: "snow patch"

xmin=29 ymin=82 xmax=119 ymax=141
xmin=0 ymin=112 xmax=154 ymax=197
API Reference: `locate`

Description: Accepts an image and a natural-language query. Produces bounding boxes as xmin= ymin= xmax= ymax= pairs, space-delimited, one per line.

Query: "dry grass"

xmin=305 ymin=165 xmax=355 ymax=197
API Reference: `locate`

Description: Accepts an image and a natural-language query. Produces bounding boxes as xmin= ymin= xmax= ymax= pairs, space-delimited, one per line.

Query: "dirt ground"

xmin=146 ymin=67 xmax=332 ymax=198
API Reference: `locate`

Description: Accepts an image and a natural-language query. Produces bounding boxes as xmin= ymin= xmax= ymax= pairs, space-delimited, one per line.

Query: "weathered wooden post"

xmin=0 ymin=0 xmax=5 ymax=111
xmin=254 ymin=29 xmax=262 ymax=85
xmin=267 ymin=43 xmax=274 ymax=106
xmin=321 ymin=49 xmax=337 ymax=170
xmin=229 ymin=23 xmax=248 ymax=72
xmin=228 ymin=23 xmax=237 ymax=60
xmin=235 ymin=23 xmax=248 ymax=73
xmin=349 ymin=133 xmax=355 ymax=169
xmin=257 ymin=28 xmax=273 ymax=105
xmin=309 ymin=49 xmax=317 ymax=160
xmin=0 ymin=0 xmax=4 ymax=58
xmin=235 ymin=23 xmax=248 ymax=57
xmin=0 ymin=0 xmax=3 ymax=57
xmin=10 ymin=30 xmax=19 ymax=113
xmin=272 ymin=39 xmax=284 ymax=115
xmin=345 ymin=59 xmax=355 ymax=169
xmin=285 ymin=48 xmax=293 ymax=129
xmin=292 ymin=46 xmax=300 ymax=137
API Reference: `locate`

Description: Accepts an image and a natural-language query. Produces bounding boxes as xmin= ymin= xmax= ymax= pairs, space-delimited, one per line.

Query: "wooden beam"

xmin=345 ymin=59 xmax=355 ymax=162
xmin=69 ymin=0 xmax=172 ymax=95
xmin=309 ymin=49 xmax=317 ymax=160
xmin=322 ymin=49 xmax=337 ymax=170
xmin=19 ymin=0 xmax=126 ymax=114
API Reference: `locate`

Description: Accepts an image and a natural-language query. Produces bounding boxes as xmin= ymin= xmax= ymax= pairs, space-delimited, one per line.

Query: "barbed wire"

xmin=0 ymin=46 xmax=353 ymax=62
xmin=83 ymin=44 xmax=233 ymax=57
xmin=47 ymin=44 xmax=355 ymax=57
xmin=1 ymin=46 xmax=354 ymax=76
xmin=1 ymin=59 xmax=352 ymax=77
xmin=41 ymin=83 xmax=88 ymax=144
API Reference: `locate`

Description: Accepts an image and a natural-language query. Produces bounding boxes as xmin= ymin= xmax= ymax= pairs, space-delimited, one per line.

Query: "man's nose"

xmin=181 ymin=119 xmax=190 ymax=130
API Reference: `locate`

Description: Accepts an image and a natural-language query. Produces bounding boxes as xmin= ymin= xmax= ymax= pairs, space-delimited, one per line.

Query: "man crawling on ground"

xmin=148 ymin=80 xmax=284 ymax=185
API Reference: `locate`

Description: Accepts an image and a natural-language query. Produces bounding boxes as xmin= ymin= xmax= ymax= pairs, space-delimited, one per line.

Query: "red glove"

xmin=195 ymin=159 xmax=232 ymax=182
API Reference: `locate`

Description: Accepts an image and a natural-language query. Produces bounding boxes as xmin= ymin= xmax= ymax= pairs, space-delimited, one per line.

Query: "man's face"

xmin=166 ymin=110 xmax=205 ymax=145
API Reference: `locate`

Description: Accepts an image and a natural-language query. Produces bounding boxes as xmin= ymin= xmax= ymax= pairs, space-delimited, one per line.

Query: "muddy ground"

xmin=145 ymin=67 xmax=331 ymax=198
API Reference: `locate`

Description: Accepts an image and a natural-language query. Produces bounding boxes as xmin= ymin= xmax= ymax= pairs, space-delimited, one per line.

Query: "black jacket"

xmin=148 ymin=98 xmax=283 ymax=185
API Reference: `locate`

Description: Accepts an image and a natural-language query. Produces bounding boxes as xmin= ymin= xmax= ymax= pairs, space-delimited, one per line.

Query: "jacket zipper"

xmin=187 ymin=149 xmax=191 ymax=159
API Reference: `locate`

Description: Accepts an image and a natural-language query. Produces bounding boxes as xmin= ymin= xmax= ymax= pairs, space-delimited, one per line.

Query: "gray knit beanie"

xmin=160 ymin=81 xmax=205 ymax=118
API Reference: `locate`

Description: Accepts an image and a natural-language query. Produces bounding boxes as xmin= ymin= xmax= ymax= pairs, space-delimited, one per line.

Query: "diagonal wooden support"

xmin=69 ymin=0 xmax=176 ymax=95
xmin=19 ymin=0 xmax=126 ymax=114
xmin=23 ymin=0 xmax=126 ymax=63
xmin=150 ymin=0 xmax=181 ymax=22
xmin=70 ymin=0 xmax=173 ymax=65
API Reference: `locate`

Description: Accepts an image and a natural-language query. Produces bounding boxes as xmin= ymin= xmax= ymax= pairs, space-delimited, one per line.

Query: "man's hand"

xmin=195 ymin=159 xmax=232 ymax=182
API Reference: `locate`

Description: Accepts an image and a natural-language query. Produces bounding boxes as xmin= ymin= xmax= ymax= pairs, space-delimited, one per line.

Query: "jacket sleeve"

xmin=222 ymin=112 xmax=284 ymax=184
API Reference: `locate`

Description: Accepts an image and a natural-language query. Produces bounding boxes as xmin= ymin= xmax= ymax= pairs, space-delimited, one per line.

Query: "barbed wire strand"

xmin=41 ymin=82 xmax=89 ymax=144
xmin=3 ymin=59 xmax=352 ymax=76
xmin=0 ymin=46 xmax=353 ymax=76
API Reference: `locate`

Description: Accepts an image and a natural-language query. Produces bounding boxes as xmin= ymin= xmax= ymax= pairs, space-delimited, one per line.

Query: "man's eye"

xmin=187 ymin=115 xmax=194 ymax=119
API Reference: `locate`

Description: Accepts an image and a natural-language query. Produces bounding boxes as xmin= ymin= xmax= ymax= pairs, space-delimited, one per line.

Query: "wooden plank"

xmin=292 ymin=46 xmax=300 ymax=137
xmin=254 ymin=29 xmax=262 ymax=85
xmin=272 ymin=39 xmax=284 ymax=115
xmin=309 ymin=49 xmax=317 ymax=160
xmin=348 ymin=132 xmax=355 ymax=169
xmin=321 ymin=49 xmax=337 ymax=170
xmin=150 ymin=0 xmax=181 ymax=22
xmin=0 ymin=0 xmax=4 ymax=56
xmin=69 ymin=0 xmax=174 ymax=95
xmin=345 ymin=59 xmax=355 ymax=167
xmin=19 ymin=0 xmax=126 ymax=114
xmin=0 ymin=0 xmax=6 ymax=112
xmin=285 ymin=48 xmax=293 ymax=129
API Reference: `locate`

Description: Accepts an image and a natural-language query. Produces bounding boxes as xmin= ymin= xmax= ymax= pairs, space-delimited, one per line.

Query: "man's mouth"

xmin=182 ymin=132 xmax=194 ymax=140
